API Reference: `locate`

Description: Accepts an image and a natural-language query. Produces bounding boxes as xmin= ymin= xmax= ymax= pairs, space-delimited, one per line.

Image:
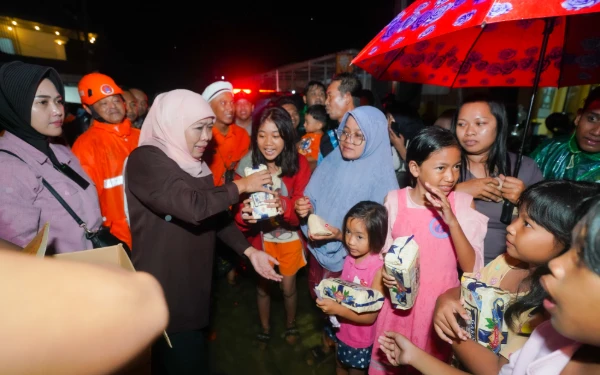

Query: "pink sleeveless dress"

xmin=370 ymin=188 xmax=487 ymax=375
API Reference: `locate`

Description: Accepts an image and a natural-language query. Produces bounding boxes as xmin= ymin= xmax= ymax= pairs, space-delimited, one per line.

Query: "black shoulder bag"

xmin=0 ymin=150 xmax=131 ymax=254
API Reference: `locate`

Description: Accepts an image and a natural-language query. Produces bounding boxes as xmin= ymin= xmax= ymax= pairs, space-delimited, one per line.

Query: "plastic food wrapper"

xmin=308 ymin=214 xmax=332 ymax=236
xmin=315 ymin=286 xmax=340 ymax=328
xmin=461 ymin=276 xmax=513 ymax=354
xmin=384 ymin=235 xmax=420 ymax=310
xmin=316 ymin=278 xmax=384 ymax=313
xmin=244 ymin=164 xmax=278 ymax=220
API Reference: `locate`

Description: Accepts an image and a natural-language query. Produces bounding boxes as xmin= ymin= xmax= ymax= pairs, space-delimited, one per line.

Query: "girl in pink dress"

xmin=316 ymin=201 xmax=388 ymax=374
xmin=370 ymin=127 xmax=487 ymax=375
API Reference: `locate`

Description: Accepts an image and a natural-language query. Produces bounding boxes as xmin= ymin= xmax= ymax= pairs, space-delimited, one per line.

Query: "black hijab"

xmin=0 ymin=61 xmax=65 ymax=162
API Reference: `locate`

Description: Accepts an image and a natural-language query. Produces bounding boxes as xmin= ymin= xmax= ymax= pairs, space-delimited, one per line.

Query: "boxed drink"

xmin=244 ymin=164 xmax=278 ymax=220
xmin=384 ymin=235 xmax=420 ymax=310
xmin=316 ymin=278 xmax=385 ymax=313
xmin=461 ymin=276 xmax=512 ymax=354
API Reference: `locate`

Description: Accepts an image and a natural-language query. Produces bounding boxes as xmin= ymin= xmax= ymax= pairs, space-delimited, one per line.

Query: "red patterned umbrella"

xmin=352 ymin=0 xmax=600 ymax=88
xmin=352 ymin=0 xmax=600 ymax=223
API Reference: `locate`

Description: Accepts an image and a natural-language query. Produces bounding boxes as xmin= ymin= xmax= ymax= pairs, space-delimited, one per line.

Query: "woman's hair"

xmin=251 ymin=106 xmax=299 ymax=177
xmin=505 ymin=181 xmax=600 ymax=329
xmin=405 ymin=127 xmax=460 ymax=185
xmin=342 ymin=201 xmax=388 ymax=254
xmin=451 ymin=94 xmax=510 ymax=181
xmin=575 ymin=196 xmax=600 ymax=276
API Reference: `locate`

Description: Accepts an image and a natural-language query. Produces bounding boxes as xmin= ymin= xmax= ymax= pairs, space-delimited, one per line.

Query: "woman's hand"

xmin=433 ymin=289 xmax=470 ymax=344
xmin=234 ymin=170 xmax=273 ymax=194
xmin=424 ymin=182 xmax=458 ymax=227
xmin=240 ymin=199 xmax=258 ymax=224
xmin=315 ymin=298 xmax=340 ymax=316
xmin=377 ymin=331 xmax=419 ymax=367
xmin=498 ymin=174 xmax=526 ymax=205
xmin=244 ymin=247 xmax=283 ymax=282
xmin=295 ymin=196 xmax=313 ymax=218
xmin=310 ymin=223 xmax=342 ymax=242
xmin=454 ymin=178 xmax=502 ymax=202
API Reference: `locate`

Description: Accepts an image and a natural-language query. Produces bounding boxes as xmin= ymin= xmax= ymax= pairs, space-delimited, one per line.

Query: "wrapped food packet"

xmin=315 ymin=286 xmax=340 ymax=328
xmin=461 ymin=276 xmax=512 ymax=354
xmin=384 ymin=235 xmax=420 ymax=310
xmin=316 ymin=278 xmax=385 ymax=313
xmin=244 ymin=164 xmax=278 ymax=220
xmin=308 ymin=214 xmax=332 ymax=236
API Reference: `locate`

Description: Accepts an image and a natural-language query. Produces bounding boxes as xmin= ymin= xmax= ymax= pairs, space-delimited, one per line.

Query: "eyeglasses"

xmin=337 ymin=130 xmax=365 ymax=146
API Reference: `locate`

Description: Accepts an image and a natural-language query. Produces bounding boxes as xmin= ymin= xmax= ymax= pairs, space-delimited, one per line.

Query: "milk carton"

xmin=460 ymin=276 xmax=512 ymax=354
xmin=244 ymin=164 xmax=278 ymax=220
xmin=384 ymin=235 xmax=420 ymax=310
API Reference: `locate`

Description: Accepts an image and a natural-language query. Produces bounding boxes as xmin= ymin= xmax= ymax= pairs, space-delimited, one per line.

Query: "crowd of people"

xmin=0 ymin=59 xmax=599 ymax=375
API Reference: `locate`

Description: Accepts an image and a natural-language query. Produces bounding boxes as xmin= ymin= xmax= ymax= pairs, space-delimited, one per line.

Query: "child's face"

xmin=505 ymin=206 xmax=563 ymax=265
xmin=409 ymin=146 xmax=461 ymax=196
xmin=257 ymin=119 xmax=284 ymax=163
xmin=542 ymin=223 xmax=600 ymax=346
xmin=304 ymin=114 xmax=323 ymax=134
xmin=344 ymin=218 xmax=371 ymax=261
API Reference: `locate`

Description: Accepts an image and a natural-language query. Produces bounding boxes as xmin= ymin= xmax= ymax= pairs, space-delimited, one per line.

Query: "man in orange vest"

xmin=201 ymin=81 xmax=250 ymax=187
xmin=72 ymin=73 xmax=140 ymax=250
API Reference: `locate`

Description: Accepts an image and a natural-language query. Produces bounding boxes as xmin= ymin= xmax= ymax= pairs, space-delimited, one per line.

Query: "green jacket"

xmin=531 ymin=134 xmax=600 ymax=182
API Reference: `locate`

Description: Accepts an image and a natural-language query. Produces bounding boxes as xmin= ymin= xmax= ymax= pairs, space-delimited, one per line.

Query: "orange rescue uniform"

xmin=71 ymin=119 xmax=140 ymax=249
xmin=204 ymin=124 xmax=250 ymax=186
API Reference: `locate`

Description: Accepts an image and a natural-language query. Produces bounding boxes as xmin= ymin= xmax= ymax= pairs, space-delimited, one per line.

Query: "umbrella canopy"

xmin=352 ymin=0 xmax=600 ymax=87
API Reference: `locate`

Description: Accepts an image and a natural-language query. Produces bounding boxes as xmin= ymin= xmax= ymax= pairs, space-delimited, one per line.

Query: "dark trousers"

xmin=151 ymin=330 xmax=208 ymax=375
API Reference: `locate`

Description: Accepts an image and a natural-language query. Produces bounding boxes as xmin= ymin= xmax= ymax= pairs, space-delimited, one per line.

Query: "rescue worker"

xmin=72 ymin=73 xmax=140 ymax=250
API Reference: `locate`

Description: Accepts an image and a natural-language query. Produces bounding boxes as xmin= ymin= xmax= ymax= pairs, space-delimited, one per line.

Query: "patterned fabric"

xmin=327 ymin=325 xmax=373 ymax=370
xmin=353 ymin=0 xmax=600 ymax=88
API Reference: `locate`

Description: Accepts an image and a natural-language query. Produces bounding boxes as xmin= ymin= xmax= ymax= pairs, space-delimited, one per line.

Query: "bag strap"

xmin=0 ymin=149 xmax=88 ymax=229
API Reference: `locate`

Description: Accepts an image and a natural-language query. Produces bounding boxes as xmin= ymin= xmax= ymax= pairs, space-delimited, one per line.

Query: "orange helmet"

xmin=78 ymin=73 xmax=123 ymax=106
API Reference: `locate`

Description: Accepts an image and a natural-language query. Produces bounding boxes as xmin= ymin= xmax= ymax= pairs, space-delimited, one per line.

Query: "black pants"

xmin=151 ymin=330 xmax=208 ymax=375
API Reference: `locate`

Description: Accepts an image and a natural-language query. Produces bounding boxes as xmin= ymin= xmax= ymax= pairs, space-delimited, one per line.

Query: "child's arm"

xmin=452 ymin=339 xmax=509 ymax=375
xmin=424 ymin=182 xmax=476 ymax=272
xmin=378 ymin=331 xmax=470 ymax=375
xmin=316 ymin=298 xmax=379 ymax=324
xmin=316 ymin=268 xmax=385 ymax=325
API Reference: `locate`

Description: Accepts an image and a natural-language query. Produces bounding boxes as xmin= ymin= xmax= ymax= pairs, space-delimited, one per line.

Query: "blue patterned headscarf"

xmin=302 ymin=106 xmax=399 ymax=272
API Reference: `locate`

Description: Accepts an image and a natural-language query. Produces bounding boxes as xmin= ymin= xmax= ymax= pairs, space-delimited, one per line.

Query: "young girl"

xmin=316 ymin=201 xmax=387 ymax=375
xmin=370 ymin=126 xmax=488 ymax=375
xmin=377 ymin=194 xmax=600 ymax=375
xmin=234 ymin=106 xmax=311 ymax=346
xmin=433 ymin=180 xmax=600 ymax=375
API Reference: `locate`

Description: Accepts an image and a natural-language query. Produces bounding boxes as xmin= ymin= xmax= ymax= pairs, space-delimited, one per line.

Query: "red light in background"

xmin=233 ymin=88 xmax=252 ymax=94
xmin=259 ymin=89 xmax=276 ymax=93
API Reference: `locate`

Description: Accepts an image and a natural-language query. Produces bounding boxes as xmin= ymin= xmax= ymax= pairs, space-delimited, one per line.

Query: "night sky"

xmin=5 ymin=1 xmax=396 ymax=94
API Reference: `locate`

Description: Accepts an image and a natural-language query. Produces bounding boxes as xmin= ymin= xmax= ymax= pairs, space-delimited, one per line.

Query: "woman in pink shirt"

xmin=316 ymin=201 xmax=387 ymax=374
xmin=0 ymin=61 xmax=102 ymax=253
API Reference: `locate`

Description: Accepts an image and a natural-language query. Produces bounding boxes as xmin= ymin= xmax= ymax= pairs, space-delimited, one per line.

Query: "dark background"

xmin=4 ymin=1 xmax=395 ymax=93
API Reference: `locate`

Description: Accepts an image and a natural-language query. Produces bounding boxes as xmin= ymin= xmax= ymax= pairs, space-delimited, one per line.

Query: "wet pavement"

xmin=208 ymin=266 xmax=336 ymax=375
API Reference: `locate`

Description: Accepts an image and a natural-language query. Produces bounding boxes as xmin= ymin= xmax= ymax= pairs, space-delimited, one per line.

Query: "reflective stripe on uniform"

xmin=104 ymin=175 xmax=124 ymax=189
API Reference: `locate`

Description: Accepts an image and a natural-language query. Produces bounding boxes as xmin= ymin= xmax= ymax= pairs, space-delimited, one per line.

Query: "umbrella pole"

xmin=500 ymin=17 xmax=556 ymax=225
